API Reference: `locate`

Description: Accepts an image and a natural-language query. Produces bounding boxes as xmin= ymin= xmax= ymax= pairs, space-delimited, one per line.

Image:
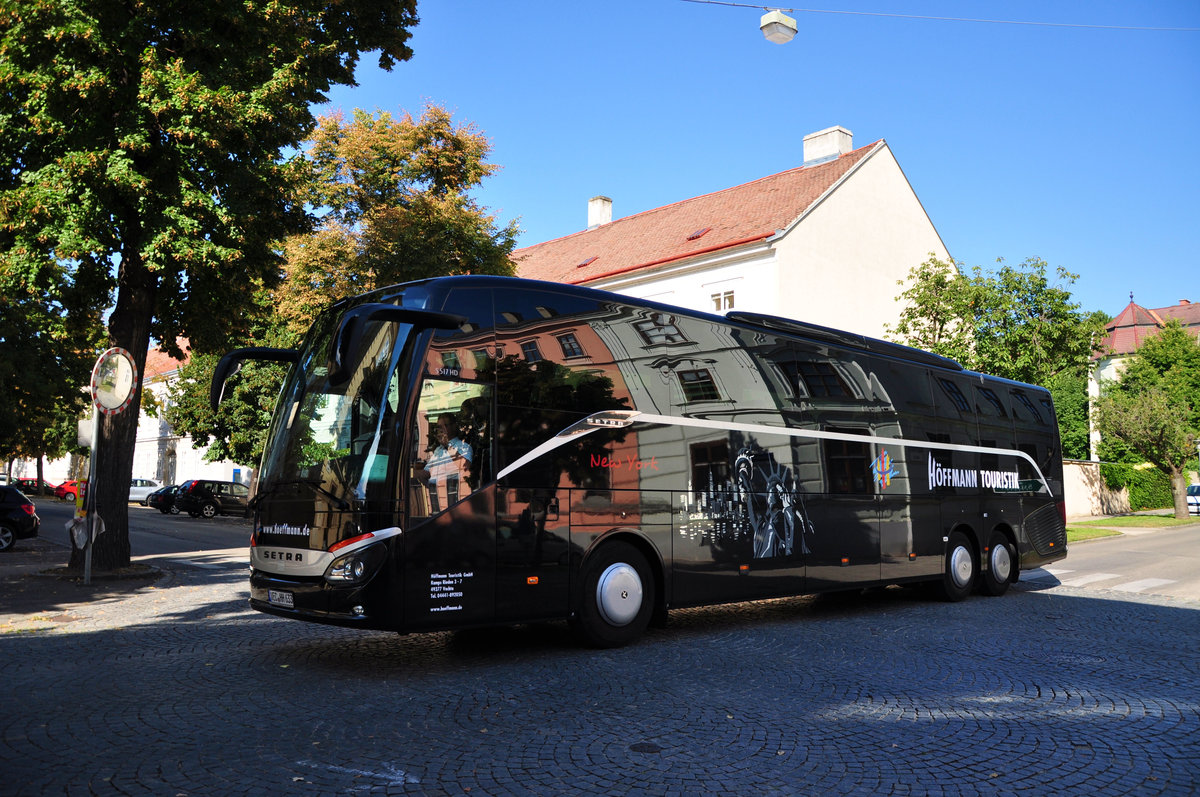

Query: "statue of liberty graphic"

xmin=734 ymin=443 xmax=814 ymax=558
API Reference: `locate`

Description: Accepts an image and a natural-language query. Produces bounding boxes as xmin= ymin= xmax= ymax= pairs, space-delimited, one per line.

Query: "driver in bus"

xmin=420 ymin=413 xmax=473 ymax=511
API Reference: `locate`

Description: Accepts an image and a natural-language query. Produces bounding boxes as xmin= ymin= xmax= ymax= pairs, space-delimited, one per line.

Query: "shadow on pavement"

xmin=0 ymin=536 xmax=164 ymax=624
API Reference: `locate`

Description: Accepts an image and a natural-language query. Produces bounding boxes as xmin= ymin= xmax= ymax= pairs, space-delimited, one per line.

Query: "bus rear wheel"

xmin=574 ymin=541 xmax=654 ymax=648
xmin=980 ymin=530 xmax=1015 ymax=597
xmin=937 ymin=531 xmax=976 ymax=602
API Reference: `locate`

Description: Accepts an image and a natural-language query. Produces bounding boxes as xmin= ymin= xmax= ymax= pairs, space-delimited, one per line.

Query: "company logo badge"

xmin=871 ymin=449 xmax=899 ymax=490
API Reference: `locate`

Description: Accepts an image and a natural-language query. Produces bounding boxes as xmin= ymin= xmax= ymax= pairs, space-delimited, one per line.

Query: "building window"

xmin=556 ymin=333 xmax=585 ymax=359
xmin=440 ymin=351 xmax=461 ymax=371
xmin=1011 ymin=390 xmax=1045 ymax=424
xmin=977 ymin=387 xmax=1008 ymax=417
xmin=797 ymin=361 xmax=852 ymax=398
xmin=679 ymin=369 xmax=720 ymax=402
xmin=520 ymin=340 xmax=542 ymax=362
xmin=824 ymin=428 xmax=872 ymax=495
xmin=634 ymin=314 xmax=688 ymax=346
xmin=938 ymin=378 xmax=971 ymax=412
xmin=711 ymin=291 xmax=735 ymax=312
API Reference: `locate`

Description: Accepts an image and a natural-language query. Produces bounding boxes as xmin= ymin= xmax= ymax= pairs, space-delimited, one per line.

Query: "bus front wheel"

xmin=938 ymin=531 xmax=976 ymax=602
xmin=574 ymin=541 xmax=654 ymax=648
xmin=980 ymin=530 xmax=1014 ymax=597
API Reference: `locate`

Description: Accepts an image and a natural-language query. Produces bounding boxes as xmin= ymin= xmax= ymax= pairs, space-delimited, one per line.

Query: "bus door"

xmin=402 ymin=348 xmax=498 ymax=629
xmin=495 ymin=476 xmax=572 ymax=624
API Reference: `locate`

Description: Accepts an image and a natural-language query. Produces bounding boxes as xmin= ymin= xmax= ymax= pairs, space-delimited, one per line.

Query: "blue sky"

xmin=316 ymin=1 xmax=1199 ymax=318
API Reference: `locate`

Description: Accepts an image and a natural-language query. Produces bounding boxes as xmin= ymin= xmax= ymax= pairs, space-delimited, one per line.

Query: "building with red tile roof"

xmin=1089 ymin=297 xmax=1200 ymax=461
xmin=1098 ymin=298 xmax=1200 ymax=358
xmin=513 ymin=126 xmax=950 ymax=339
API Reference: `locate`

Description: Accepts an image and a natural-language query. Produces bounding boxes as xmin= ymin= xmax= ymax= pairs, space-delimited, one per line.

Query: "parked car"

xmin=54 ymin=479 xmax=87 ymax=502
xmin=0 ymin=485 xmax=40 ymax=552
xmin=1188 ymin=484 xmax=1200 ymax=517
xmin=175 ymin=479 xmax=250 ymax=518
xmin=128 ymin=478 xmax=163 ymax=504
xmin=14 ymin=477 xmax=57 ymax=496
xmin=147 ymin=485 xmax=180 ymax=514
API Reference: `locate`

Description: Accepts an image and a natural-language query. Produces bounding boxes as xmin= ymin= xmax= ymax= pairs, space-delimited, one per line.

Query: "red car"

xmin=54 ymin=479 xmax=87 ymax=502
xmin=14 ymin=477 xmax=57 ymax=495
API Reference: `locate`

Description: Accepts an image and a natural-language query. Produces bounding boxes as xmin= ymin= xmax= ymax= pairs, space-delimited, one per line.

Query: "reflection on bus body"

xmin=419 ymin=413 xmax=473 ymax=512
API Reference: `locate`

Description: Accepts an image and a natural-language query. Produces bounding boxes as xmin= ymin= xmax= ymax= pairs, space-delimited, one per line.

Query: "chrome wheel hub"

xmin=949 ymin=545 xmax=973 ymax=588
xmin=596 ymin=562 xmax=643 ymax=627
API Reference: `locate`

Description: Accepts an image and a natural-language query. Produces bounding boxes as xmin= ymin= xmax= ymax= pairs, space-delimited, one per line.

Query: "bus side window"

xmin=424 ymin=289 xmax=495 ymax=381
xmin=410 ymin=380 xmax=492 ymax=519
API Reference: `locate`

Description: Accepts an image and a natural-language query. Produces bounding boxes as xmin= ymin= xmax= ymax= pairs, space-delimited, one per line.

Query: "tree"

xmin=886 ymin=256 xmax=1108 ymax=456
xmin=0 ymin=0 xmax=418 ymax=570
xmin=0 ymin=255 xmax=105 ymax=481
xmin=276 ymin=105 xmax=519 ymax=332
xmin=166 ymin=105 xmax=519 ymax=470
xmin=1093 ymin=321 xmax=1200 ymax=518
xmin=885 ymin=256 xmax=976 ymax=365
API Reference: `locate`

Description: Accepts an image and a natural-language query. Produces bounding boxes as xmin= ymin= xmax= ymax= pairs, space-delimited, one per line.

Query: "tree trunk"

xmin=68 ymin=253 xmax=157 ymax=571
xmin=1172 ymin=469 xmax=1190 ymax=520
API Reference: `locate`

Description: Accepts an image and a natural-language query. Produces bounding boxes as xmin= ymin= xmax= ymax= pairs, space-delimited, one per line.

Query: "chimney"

xmin=803 ymin=126 xmax=853 ymax=166
xmin=588 ymin=195 xmax=612 ymax=229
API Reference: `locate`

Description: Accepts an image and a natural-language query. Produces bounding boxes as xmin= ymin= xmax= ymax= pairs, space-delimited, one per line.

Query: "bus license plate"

xmin=268 ymin=590 xmax=294 ymax=608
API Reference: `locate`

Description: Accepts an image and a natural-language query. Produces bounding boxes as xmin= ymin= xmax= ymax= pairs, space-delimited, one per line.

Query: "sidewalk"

xmin=0 ymin=536 xmax=165 ymax=632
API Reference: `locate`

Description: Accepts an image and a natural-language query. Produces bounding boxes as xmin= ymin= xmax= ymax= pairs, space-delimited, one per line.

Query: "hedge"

xmin=1099 ymin=463 xmax=1173 ymax=511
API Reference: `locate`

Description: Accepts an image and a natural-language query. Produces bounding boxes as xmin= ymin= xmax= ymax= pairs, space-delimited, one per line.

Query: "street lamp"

xmin=760 ymin=9 xmax=797 ymax=44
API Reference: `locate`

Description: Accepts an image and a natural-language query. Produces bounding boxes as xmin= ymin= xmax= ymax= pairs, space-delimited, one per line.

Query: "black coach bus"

xmin=212 ymin=276 xmax=1067 ymax=647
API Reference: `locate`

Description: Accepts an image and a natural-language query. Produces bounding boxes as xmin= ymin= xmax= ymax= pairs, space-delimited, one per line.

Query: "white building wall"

xmin=587 ymin=145 xmax=948 ymax=340
xmin=590 ymin=243 xmax=779 ymax=317
xmin=773 ymin=146 xmax=950 ymax=339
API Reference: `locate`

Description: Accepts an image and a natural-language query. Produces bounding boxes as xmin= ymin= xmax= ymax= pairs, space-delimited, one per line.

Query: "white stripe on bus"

xmin=496 ymin=409 xmax=1051 ymax=492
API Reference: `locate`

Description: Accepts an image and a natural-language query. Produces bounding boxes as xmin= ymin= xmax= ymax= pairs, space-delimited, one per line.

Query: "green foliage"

xmin=1 ymin=0 xmax=418 ymax=568
xmin=887 ymin=256 xmax=1107 ymax=386
xmin=0 ymin=256 xmax=104 ymax=463
xmin=167 ymin=104 xmax=521 ymax=469
xmin=885 ymin=256 xmax=976 ymax=365
xmin=164 ymin=313 xmax=298 ymax=467
xmin=277 ymin=105 xmax=520 ymax=334
xmin=1099 ymin=463 xmax=1173 ymax=511
xmin=1093 ymin=321 xmax=1200 ymax=518
xmin=887 ymin=255 xmax=1107 ymax=457
xmin=1045 ymin=371 xmax=1090 ymax=460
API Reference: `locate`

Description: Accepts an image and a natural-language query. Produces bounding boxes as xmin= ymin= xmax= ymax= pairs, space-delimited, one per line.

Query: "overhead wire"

xmin=678 ymin=0 xmax=1200 ymax=33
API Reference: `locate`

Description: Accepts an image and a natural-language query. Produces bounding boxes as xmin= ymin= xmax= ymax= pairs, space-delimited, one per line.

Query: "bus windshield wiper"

xmin=254 ymin=479 xmax=350 ymax=510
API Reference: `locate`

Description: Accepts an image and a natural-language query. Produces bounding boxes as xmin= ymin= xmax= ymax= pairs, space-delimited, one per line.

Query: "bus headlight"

xmin=325 ymin=543 xmax=386 ymax=585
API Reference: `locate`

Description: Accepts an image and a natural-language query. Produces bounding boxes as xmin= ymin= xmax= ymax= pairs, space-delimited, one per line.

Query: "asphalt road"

xmin=2 ymin=514 xmax=1198 ymax=795
xmin=1027 ymin=524 xmax=1200 ymax=600
xmin=32 ymin=495 xmax=250 ymax=556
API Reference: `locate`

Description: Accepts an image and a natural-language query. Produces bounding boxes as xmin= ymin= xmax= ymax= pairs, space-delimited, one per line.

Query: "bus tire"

xmin=980 ymin=530 xmax=1014 ymax=597
xmin=574 ymin=541 xmax=654 ymax=648
xmin=938 ymin=531 xmax=975 ymax=602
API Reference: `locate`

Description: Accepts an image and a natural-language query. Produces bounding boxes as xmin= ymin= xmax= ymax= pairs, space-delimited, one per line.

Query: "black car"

xmin=0 ymin=485 xmax=41 ymax=552
xmin=175 ymin=479 xmax=250 ymax=518
xmin=147 ymin=485 xmax=180 ymax=514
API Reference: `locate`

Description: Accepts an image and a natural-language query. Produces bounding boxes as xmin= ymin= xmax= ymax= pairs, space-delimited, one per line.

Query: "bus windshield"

xmin=259 ymin=299 xmax=423 ymax=501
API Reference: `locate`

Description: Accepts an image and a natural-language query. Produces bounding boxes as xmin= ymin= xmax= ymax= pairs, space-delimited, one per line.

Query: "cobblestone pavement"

xmin=1 ymin=542 xmax=1198 ymax=796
